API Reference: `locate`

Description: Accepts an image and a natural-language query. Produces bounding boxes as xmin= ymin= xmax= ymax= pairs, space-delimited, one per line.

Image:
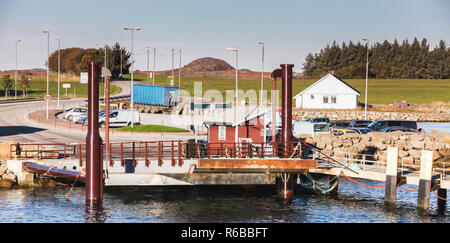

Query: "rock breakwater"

xmin=302 ymin=131 xmax=450 ymax=168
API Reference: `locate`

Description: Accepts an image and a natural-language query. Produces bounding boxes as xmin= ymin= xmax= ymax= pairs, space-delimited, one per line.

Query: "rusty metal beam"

xmin=197 ymin=158 xmax=317 ymax=170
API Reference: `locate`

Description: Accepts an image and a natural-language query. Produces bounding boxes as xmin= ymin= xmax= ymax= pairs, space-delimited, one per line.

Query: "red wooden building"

xmin=204 ymin=110 xmax=268 ymax=144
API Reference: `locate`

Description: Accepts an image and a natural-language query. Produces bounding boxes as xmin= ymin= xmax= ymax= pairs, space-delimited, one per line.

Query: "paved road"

xmin=0 ymin=98 xmax=200 ymax=144
xmin=0 ymin=80 xmax=207 ymax=144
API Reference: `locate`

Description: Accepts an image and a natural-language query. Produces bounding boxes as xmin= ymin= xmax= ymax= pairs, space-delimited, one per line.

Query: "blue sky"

xmin=1 ymin=0 xmax=449 ymax=73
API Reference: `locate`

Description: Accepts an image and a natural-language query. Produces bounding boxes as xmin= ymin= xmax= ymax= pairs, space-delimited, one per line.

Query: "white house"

xmin=293 ymin=73 xmax=360 ymax=109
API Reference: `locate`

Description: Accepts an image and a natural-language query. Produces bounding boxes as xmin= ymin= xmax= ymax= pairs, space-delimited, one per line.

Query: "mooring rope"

xmin=431 ymin=189 xmax=450 ymax=201
xmin=339 ymin=172 xmax=385 ymax=188
xmin=304 ymin=169 xmax=342 ymax=194
xmin=289 ymin=143 xmax=301 ymax=159
xmin=280 ymin=173 xmax=290 ymax=183
xmin=64 ymin=172 xmax=83 ymax=198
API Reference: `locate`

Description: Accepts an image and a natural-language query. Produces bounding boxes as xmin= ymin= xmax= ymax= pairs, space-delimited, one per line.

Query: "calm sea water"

xmin=0 ymin=123 xmax=448 ymax=223
xmin=0 ymin=177 xmax=448 ymax=223
xmin=418 ymin=122 xmax=450 ymax=134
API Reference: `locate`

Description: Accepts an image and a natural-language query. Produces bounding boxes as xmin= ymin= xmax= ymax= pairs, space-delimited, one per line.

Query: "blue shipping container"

xmin=132 ymin=84 xmax=179 ymax=107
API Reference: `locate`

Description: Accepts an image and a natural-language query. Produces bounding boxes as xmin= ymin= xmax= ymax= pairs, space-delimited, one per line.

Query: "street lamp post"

xmin=96 ymin=43 xmax=107 ymax=100
xmin=363 ymin=37 xmax=369 ymax=120
xmin=54 ymin=36 xmax=61 ymax=109
xmin=153 ymin=47 xmax=156 ymax=85
xmin=43 ymin=30 xmax=50 ymax=119
xmin=15 ymin=39 xmax=21 ymax=99
xmin=226 ymin=47 xmax=239 ymax=143
xmin=123 ymin=27 xmax=141 ymax=128
xmin=145 ymin=46 xmax=150 ymax=82
xmin=258 ymin=42 xmax=264 ymax=106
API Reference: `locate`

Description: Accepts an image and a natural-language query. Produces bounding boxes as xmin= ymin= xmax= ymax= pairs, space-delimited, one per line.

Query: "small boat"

xmin=22 ymin=162 xmax=85 ymax=183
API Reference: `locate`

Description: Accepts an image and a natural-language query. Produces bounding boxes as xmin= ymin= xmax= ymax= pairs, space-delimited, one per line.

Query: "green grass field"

xmin=1 ymin=80 xmax=122 ymax=99
xmin=122 ymin=74 xmax=450 ymax=105
xmin=116 ymin=124 xmax=189 ymax=132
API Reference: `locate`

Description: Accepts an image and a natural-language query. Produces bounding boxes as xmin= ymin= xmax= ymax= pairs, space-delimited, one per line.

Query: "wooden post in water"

xmin=384 ymin=146 xmax=399 ymax=206
xmin=417 ymin=150 xmax=433 ymax=212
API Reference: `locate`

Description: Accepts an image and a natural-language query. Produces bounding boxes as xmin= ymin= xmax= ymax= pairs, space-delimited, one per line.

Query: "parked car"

xmin=63 ymin=107 xmax=87 ymax=121
xmin=378 ymin=126 xmax=420 ymax=133
xmin=331 ymin=129 xmax=358 ymax=136
xmin=328 ymin=121 xmax=350 ymax=130
xmin=79 ymin=110 xmax=106 ymax=125
xmin=367 ymin=120 xmax=417 ymax=131
xmin=349 ymin=120 xmax=372 ymax=128
xmin=98 ymin=109 xmax=140 ymax=127
xmin=302 ymin=117 xmax=330 ymax=123
xmin=349 ymin=128 xmax=373 ymax=134
xmin=292 ymin=122 xmax=330 ymax=137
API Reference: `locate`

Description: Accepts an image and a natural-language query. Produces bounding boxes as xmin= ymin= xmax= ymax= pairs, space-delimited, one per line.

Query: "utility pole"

xmin=14 ymin=39 xmax=21 ymax=99
xmin=153 ymin=48 xmax=156 ymax=85
xmin=363 ymin=37 xmax=369 ymax=120
xmin=120 ymin=48 xmax=123 ymax=77
xmin=259 ymin=42 xmax=264 ymax=106
xmin=178 ymin=49 xmax=181 ymax=89
xmin=145 ymin=47 xmax=150 ymax=82
xmin=54 ymin=36 xmax=61 ymax=109
xmin=226 ymin=47 xmax=239 ymax=143
xmin=123 ymin=27 xmax=141 ymax=128
xmin=171 ymin=48 xmax=175 ymax=78
xmin=43 ymin=29 xmax=50 ymax=119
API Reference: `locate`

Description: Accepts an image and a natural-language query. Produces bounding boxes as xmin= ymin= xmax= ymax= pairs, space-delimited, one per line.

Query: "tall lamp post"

xmin=123 ymin=27 xmax=141 ymax=128
xmin=226 ymin=47 xmax=239 ymax=143
xmin=14 ymin=39 xmax=21 ymax=99
xmin=144 ymin=46 xmax=150 ymax=82
xmin=54 ymin=36 xmax=61 ymax=109
xmin=258 ymin=42 xmax=264 ymax=106
xmin=362 ymin=37 xmax=369 ymax=120
xmin=96 ymin=42 xmax=107 ymax=100
xmin=43 ymin=30 xmax=50 ymax=119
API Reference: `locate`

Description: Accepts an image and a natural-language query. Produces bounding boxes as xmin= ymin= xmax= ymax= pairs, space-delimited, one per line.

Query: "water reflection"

xmin=85 ymin=201 xmax=108 ymax=223
xmin=0 ymin=181 xmax=448 ymax=223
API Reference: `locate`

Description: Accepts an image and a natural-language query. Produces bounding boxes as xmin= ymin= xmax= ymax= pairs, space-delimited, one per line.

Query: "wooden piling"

xmin=417 ymin=150 xmax=433 ymax=212
xmin=384 ymin=147 xmax=399 ymax=206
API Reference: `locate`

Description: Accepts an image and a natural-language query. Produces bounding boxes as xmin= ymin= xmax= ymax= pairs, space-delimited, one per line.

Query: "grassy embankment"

xmin=122 ymin=74 xmax=450 ymax=105
xmin=0 ymin=73 xmax=122 ymax=99
xmin=116 ymin=124 xmax=189 ymax=132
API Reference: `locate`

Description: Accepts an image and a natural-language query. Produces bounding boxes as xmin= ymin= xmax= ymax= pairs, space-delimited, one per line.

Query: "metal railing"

xmin=185 ymin=142 xmax=302 ymax=159
xmin=10 ymin=143 xmax=79 ymax=160
xmin=10 ymin=141 xmax=449 ymax=180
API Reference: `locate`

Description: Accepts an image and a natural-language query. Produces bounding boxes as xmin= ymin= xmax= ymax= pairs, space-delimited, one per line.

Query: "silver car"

xmin=63 ymin=107 xmax=87 ymax=122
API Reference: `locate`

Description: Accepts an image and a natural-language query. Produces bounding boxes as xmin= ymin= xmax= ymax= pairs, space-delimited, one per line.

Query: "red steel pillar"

xmin=281 ymin=64 xmax=294 ymax=157
xmin=271 ymin=64 xmax=294 ymax=157
xmin=86 ymin=62 xmax=103 ymax=203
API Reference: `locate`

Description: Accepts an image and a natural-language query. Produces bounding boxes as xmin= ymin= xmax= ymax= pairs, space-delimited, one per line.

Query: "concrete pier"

xmin=417 ymin=150 xmax=433 ymax=212
xmin=384 ymin=147 xmax=399 ymax=206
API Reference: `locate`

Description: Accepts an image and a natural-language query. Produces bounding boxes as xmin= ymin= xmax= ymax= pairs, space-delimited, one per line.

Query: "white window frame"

xmin=218 ymin=126 xmax=226 ymax=140
xmin=331 ymin=96 xmax=337 ymax=104
xmin=323 ymin=96 xmax=329 ymax=104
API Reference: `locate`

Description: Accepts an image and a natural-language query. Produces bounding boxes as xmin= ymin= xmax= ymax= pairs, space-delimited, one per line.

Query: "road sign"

xmin=80 ymin=72 xmax=88 ymax=83
xmin=62 ymin=83 xmax=71 ymax=88
xmin=101 ymin=67 xmax=111 ymax=78
xmin=44 ymin=94 xmax=52 ymax=102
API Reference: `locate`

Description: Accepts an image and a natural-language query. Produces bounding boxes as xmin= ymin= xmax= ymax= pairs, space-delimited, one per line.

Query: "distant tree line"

xmin=48 ymin=42 xmax=131 ymax=79
xmin=302 ymin=38 xmax=449 ymax=79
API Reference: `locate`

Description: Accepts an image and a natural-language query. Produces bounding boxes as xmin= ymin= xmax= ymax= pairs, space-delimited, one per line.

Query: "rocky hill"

xmin=156 ymin=57 xmax=271 ymax=78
